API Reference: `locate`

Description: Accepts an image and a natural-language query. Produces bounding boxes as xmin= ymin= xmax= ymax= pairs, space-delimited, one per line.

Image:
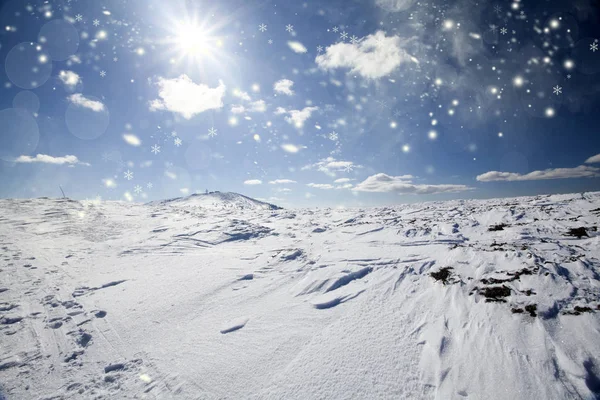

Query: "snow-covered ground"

xmin=1 ymin=191 xmax=600 ymax=399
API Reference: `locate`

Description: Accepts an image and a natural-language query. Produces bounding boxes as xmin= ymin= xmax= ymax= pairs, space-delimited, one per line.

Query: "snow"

xmin=1 ymin=191 xmax=600 ymax=399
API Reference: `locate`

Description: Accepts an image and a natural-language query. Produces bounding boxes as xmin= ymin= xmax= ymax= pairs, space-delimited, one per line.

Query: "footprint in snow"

xmin=220 ymin=317 xmax=249 ymax=334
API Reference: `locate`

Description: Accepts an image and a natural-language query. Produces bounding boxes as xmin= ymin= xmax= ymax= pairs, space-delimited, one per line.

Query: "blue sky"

xmin=0 ymin=0 xmax=599 ymax=207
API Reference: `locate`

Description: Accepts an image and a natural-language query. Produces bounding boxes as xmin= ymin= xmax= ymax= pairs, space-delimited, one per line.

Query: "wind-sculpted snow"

xmin=0 ymin=192 xmax=599 ymax=399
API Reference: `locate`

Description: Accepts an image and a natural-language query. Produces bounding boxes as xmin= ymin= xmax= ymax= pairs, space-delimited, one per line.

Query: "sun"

xmin=159 ymin=6 xmax=233 ymax=74
xmin=170 ymin=19 xmax=224 ymax=64
xmin=175 ymin=23 xmax=210 ymax=57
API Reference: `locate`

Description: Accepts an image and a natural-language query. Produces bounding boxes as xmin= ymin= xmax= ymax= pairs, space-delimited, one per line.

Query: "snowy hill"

xmin=1 ymin=192 xmax=600 ymax=399
xmin=151 ymin=191 xmax=282 ymax=211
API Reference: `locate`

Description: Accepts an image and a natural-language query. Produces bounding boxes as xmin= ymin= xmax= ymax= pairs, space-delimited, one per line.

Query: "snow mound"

xmin=152 ymin=191 xmax=282 ymax=211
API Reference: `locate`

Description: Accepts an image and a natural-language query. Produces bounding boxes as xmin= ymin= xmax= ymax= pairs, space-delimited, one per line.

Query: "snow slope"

xmin=1 ymin=192 xmax=599 ymax=399
xmin=151 ymin=191 xmax=282 ymax=211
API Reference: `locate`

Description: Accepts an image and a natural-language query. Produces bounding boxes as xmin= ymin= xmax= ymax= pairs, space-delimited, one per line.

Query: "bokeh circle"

xmin=13 ymin=91 xmax=40 ymax=114
xmin=0 ymin=108 xmax=40 ymax=161
xmin=5 ymin=42 xmax=53 ymax=89
xmin=38 ymin=19 xmax=80 ymax=61
xmin=65 ymin=95 xmax=110 ymax=140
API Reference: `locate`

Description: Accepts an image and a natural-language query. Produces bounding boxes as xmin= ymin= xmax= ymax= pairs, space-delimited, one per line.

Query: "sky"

xmin=0 ymin=0 xmax=599 ymax=208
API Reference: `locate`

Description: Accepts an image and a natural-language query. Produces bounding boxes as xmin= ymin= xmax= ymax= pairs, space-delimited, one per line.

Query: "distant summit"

xmin=152 ymin=191 xmax=282 ymax=211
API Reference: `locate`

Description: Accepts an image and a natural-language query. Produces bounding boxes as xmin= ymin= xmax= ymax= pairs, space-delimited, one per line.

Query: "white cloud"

xmin=308 ymin=183 xmax=335 ymax=190
xmin=281 ymin=144 xmax=302 ymax=153
xmin=585 ymin=154 xmax=600 ymax=164
xmin=231 ymin=100 xmax=266 ymax=114
xmin=68 ymin=94 xmax=105 ymax=112
xmin=233 ymin=89 xmax=252 ymax=101
xmin=269 ymin=179 xmax=297 ymax=184
xmin=375 ymin=0 xmax=417 ymax=12
xmin=352 ymin=173 xmax=472 ymax=194
xmin=336 ymin=183 xmax=354 ymax=189
xmin=244 ymin=179 xmax=262 ymax=185
xmin=123 ymin=134 xmax=141 ymax=147
xmin=14 ymin=154 xmax=89 ymax=166
xmin=275 ymin=106 xmax=319 ymax=128
xmin=274 ymin=79 xmax=294 ymax=95
xmin=59 ymin=70 xmax=80 ymax=88
xmin=476 ymin=165 xmax=600 ymax=182
xmin=149 ymin=75 xmax=226 ymax=119
xmin=301 ymin=157 xmax=363 ymax=177
xmin=287 ymin=41 xmax=308 ymax=54
xmin=315 ymin=31 xmax=417 ymax=79
xmin=334 ymin=178 xmax=354 ymax=183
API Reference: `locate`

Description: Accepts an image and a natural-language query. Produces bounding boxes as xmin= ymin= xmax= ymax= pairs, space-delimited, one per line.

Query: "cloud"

xmin=287 ymin=41 xmax=308 ymax=54
xmin=274 ymin=79 xmax=294 ymax=95
xmin=308 ymin=183 xmax=335 ymax=190
xmin=68 ymin=94 xmax=105 ymax=112
xmin=275 ymin=106 xmax=319 ymax=128
xmin=315 ymin=31 xmax=417 ymax=79
xmin=244 ymin=179 xmax=262 ymax=185
xmin=123 ymin=134 xmax=141 ymax=146
xmin=375 ymin=0 xmax=417 ymax=12
xmin=301 ymin=157 xmax=363 ymax=176
xmin=231 ymin=100 xmax=266 ymax=114
xmin=281 ymin=144 xmax=303 ymax=153
xmin=476 ymin=166 xmax=600 ymax=182
xmin=14 ymin=154 xmax=89 ymax=166
xmin=59 ymin=70 xmax=80 ymax=88
xmin=334 ymin=178 xmax=354 ymax=183
xmin=149 ymin=75 xmax=226 ymax=119
xmin=585 ymin=154 xmax=600 ymax=164
xmin=233 ymin=89 xmax=252 ymax=101
xmin=352 ymin=173 xmax=472 ymax=194
xmin=269 ymin=179 xmax=297 ymax=184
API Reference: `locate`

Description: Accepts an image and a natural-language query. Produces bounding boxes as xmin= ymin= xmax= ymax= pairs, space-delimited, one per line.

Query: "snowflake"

xmin=567 ymin=74 xmax=572 ymax=79
xmin=591 ymin=42 xmax=599 ymax=52
xmin=340 ymin=31 xmax=348 ymax=41
xmin=101 ymin=152 xmax=111 ymax=162
xmin=376 ymin=99 xmax=388 ymax=109
xmin=317 ymin=45 xmax=323 ymax=53
xmin=259 ymin=23 xmax=267 ymax=32
xmin=393 ymin=109 xmax=402 ymax=118
xmin=113 ymin=57 xmax=118 ymax=62
xmin=93 ymin=19 xmax=100 ymax=26
xmin=489 ymin=24 xmax=498 ymax=33
xmin=171 ymin=131 xmax=178 ymax=137
xmin=174 ymin=137 xmax=182 ymax=147
xmin=350 ymin=35 xmax=359 ymax=44
xmin=553 ymin=85 xmax=562 ymax=95
xmin=75 ymin=14 xmax=82 ymax=22
xmin=151 ymin=144 xmax=161 ymax=154
xmin=285 ymin=24 xmax=294 ymax=33
xmin=268 ymin=39 xmax=273 ymax=45
xmin=494 ymin=5 xmax=502 ymax=14
xmin=124 ymin=170 xmax=133 ymax=180
xmin=500 ymin=27 xmax=507 ymax=35
xmin=332 ymin=26 xmax=339 ymax=33
xmin=134 ymin=185 xmax=143 ymax=194
xmin=100 ymin=70 xmax=106 ymax=78
xmin=344 ymin=164 xmax=354 ymax=173
xmin=146 ymin=182 xmax=153 ymax=189
xmin=208 ymin=127 xmax=218 ymax=138
xmin=329 ymin=131 xmax=338 ymax=141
